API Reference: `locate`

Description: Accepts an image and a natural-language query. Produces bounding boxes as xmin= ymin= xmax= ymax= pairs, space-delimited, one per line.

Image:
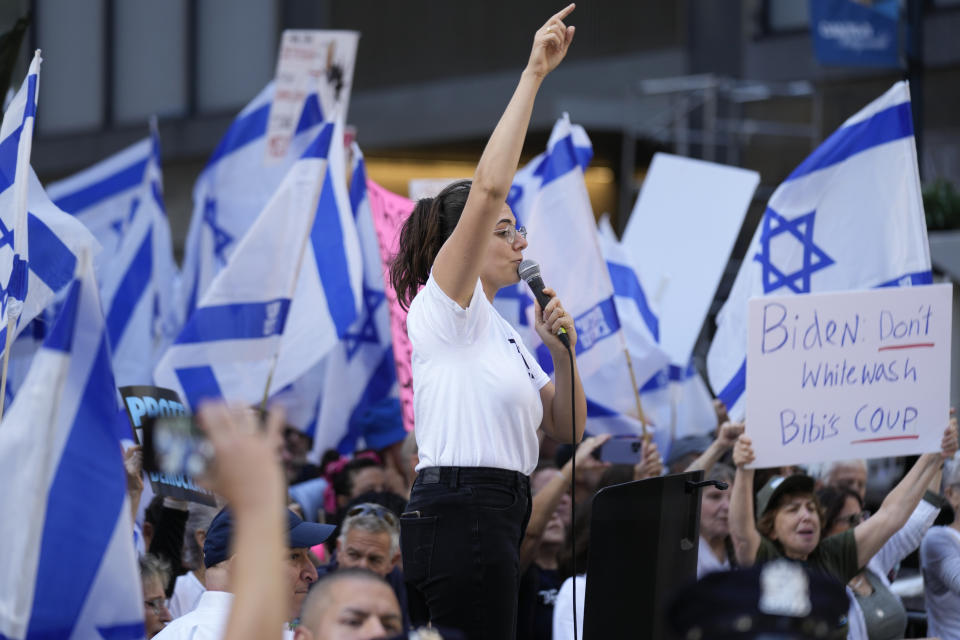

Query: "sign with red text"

xmin=265 ymin=30 xmax=358 ymax=162
xmin=746 ymin=284 xmax=952 ymax=468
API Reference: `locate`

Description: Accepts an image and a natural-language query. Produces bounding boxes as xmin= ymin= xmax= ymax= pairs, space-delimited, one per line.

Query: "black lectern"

xmin=582 ymin=471 xmax=706 ymax=639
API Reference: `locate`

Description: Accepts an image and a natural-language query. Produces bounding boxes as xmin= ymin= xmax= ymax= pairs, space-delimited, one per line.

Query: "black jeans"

xmin=401 ymin=466 xmax=532 ymax=640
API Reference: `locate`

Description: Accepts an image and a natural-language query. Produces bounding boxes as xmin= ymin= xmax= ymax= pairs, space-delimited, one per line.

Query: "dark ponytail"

xmin=390 ymin=179 xmax=471 ymax=310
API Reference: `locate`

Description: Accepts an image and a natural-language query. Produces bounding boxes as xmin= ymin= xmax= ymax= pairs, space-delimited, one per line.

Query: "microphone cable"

xmin=565 ymin=341 xmax=579 ymax=640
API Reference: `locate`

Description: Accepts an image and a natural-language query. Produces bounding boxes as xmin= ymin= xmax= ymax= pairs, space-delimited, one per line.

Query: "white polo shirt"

xmin=407 ymin=275 xmax=550 ymax=476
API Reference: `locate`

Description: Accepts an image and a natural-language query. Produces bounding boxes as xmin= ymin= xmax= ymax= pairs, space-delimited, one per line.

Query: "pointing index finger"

xmin=552 ymin=3 xmax=576 ymax=22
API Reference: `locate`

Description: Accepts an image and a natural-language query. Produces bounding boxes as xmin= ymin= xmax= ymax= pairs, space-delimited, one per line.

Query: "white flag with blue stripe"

xmin=155 ymin=119 xmax=363 ymax=408
xmin=498 ymin=114 xmax=658 ymax=435
xmin=270 ymin=143 xmax=402 ymax=457
xmin=0 ymin=51 xmax=98 ymax=358
xmin=47 ymin=129 xmax=181 ymax=386
xmin=0 ymin=252 xmax=145 ymax=639
xmin=302 ymin=143 xmax=401 ymax=456
xmin=180 ymin=83 xmax=326 ymax=318
xmin=707 ymin=81 xmax=932 ymax=421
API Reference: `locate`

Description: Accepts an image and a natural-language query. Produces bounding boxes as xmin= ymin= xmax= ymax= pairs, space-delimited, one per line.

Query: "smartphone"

xmin=145 ymin=415 xmax=214 ymax=478
xmin=597 ymin=436 xmax=645 ymax=465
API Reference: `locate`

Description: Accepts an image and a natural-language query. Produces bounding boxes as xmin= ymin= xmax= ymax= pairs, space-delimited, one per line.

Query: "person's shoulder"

xmin=923 ymin=525 xmax=960 ymax=545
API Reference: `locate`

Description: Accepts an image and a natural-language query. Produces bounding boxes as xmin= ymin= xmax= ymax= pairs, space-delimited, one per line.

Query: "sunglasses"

xmin=841 ymin=510 xmax=870 ymax=527
xmin=144 ymin=597 xmax=169 ymax=616
xmin=346 ymin=503 xmax=399 ymax=528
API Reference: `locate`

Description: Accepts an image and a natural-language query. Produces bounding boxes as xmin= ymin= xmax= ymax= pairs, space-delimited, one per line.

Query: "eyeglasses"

xmin=841 ymin=510 xmax=870 ymax=527
xmin=144 ymin=597 xmax=169 ymax=616
xmin=494 ymin=226 xmax=527 ymax=244
xmin=346 ymin=503 xmax=399 ymax=528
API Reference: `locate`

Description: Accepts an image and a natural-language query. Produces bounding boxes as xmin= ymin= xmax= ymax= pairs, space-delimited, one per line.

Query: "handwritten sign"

xmin=265 ymin=30 xmax=359 ymax=163
xmin=745 ymin=284 xmax=952 ymax=468
xmin=366 ymin=179 xmax=417 ymax=433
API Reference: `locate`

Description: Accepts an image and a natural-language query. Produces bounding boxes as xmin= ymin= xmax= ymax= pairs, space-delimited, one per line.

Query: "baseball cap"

xmin=203 ymin=507 xmax=336 ymax=568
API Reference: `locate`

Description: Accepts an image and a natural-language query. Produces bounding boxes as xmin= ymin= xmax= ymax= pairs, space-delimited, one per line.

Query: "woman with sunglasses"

xmin=817 ymin=481 xmax=943 ymax=640
xmin=389 ymin=6 xmax=586 ymax=639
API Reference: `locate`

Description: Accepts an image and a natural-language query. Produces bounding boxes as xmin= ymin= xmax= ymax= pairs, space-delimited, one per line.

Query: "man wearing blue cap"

xmin=155 ymin=507 xmax=335 ymax=639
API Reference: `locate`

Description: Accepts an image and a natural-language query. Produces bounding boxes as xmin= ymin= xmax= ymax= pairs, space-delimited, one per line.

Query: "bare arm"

xmin=685 ymin=422 xmax=744 ymax=474
xmin=854 ymin=420 xmax=958 ymax=569
xmin=123 ymin=445 xmax=143 ymax=525
xmin=520 ymin=435 xmax=609 ymax=571
xmin=537 ymin=288 xmax=586 ymax=444
xmin=432 ymin=5 xmax=575 ymax=307
xmin=728 ymin=435 xmax=761 ymax=567
xmin=197 ymin=405 xmax=288 ymax=640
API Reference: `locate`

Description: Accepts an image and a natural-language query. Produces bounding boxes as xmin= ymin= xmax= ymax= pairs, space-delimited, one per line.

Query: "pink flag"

xmin=366 ymin=179 xmax=416 ymax=433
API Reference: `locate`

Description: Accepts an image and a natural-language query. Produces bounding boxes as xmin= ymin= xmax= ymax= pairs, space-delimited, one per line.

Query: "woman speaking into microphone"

xmin=389 ymin=5 xmax=586 ymax=638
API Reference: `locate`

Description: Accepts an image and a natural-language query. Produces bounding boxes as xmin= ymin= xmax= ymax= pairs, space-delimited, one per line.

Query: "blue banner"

xmin=810 ymin=0 xmax=900 ymax=68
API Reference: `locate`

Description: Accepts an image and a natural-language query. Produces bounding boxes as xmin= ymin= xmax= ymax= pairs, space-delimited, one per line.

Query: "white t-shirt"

xmin=553 ymin=575 xmax=586 ymax=640
xmin=921 ymin=526 xmax=960 ymax=640
xmin=407 ymin=275 xmax=550 ymax=476
xmin=697 ymin=536 xmax=730 ymax=579
xmin=169 ymin=570 xmax=206 ymax=618
xmin=154 ymin=590 xmax=294 ymax=640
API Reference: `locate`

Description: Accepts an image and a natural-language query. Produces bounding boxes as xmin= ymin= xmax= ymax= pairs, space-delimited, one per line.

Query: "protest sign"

xmin=119 ymin=385 xmax=217 ymax=506
xmin=366 ymin=179 xmax=416 ymax=433
xmin=745 ymin=284 xmax=952 ymax=468
xmin=622 ymin=153 xmax=758 ymax=367
xmin=265 ymin=29 xmax=359 ymax=162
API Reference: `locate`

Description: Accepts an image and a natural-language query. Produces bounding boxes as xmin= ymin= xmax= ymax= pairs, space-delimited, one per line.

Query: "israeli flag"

xmin=272 ymin=143 xmax=401 ymax=456
xmin=0 ymin=252 xmax=145 ymax=639
xmin=155 ymin=119 xmax=363 ymax=409
xmin=0 ymin=51 xmax=98 ymax=359
xmin=180 ymin=83 xmax=326 ymax=317
xmin=498 ymin=115 xmax=661 ymax=438
xmin=707 ymin=81 xmax=932 ymax=420
xmin=46 ymin=128 xmax=181 ymax=386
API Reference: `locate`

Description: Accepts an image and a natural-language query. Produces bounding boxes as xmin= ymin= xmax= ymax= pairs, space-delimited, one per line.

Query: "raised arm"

xmin=197 ymin=404 xmax=288 ymax=640
xmin=685 ymin=422 xmax=744 ymax=474
xmin=520 ymin=434 xmax=609 ymax=571
xmin=854 ymin=419 xmax=958 ymax=569
xmin=432 ymin=5 xmax=575 ymax=307
xmin=728 ymin=435 xmax=761 ymax=567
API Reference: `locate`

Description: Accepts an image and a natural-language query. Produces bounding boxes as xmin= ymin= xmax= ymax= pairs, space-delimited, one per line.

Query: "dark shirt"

xmin=517 ymin=564 xmax=561 ymax=640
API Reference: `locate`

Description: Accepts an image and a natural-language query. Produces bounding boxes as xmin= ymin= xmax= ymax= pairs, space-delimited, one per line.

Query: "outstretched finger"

xmin=550 ymin=3 xmax=576 ymax=24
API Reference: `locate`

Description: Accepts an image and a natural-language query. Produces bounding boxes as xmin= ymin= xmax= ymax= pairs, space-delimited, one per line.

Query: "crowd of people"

xmin=112 ymin=6 xmax=960 ymax=640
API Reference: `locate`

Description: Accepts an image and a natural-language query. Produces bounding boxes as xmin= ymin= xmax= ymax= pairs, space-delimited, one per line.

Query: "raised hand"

xmin=941 ymin=414 xmax=958 ymax=461
xmin=732 ymin=434 xmax=755 ymax=468
xmin=195 ymin=403 xmax=286 ymax=510
xmin=717 ymin=421 xmax=745 ymax=449
xmin=526 ymin=4 xmax=576 ymax=78
xmin=572 ymin=433 xmax=612 ymax=472
xmin=634 ymin=439 xmax=663 ymax=481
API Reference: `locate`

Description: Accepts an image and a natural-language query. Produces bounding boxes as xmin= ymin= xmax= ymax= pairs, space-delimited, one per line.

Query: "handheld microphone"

xmin=518 ymin=259 xmax=570 ymax=349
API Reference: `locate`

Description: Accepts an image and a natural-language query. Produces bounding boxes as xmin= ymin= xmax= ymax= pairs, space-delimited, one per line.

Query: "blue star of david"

xmin=343 ymin=285 xmax=385 ymax=360
xmin=0 ymin=217 xmax=14 ymax=251
xmin=202 ymin=196 xmax=233 ymax=264
xmin=753 ymin=207 xmax=834 ymax=294
xmin=496 ymin=284 xmax=533 ymax=326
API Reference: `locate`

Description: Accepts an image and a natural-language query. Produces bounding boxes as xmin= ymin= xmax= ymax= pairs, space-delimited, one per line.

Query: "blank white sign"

xmin=622 ymin=153 xmax=759 ymax=366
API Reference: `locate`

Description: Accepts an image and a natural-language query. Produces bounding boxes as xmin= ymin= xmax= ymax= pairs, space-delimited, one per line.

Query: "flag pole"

xmin=259 ymin=115 xmax=345 ymax=412
xmin=622 ymin=348 xmax=650 ymax=441
xmin=0 ymin=305 xmax=20 ymax=421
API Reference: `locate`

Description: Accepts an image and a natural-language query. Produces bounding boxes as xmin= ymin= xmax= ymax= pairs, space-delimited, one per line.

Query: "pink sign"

xmin=366 ymin=179 xmax=417 ymax=433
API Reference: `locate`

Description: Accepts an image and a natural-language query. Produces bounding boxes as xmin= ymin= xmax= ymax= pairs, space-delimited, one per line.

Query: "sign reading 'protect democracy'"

xmin=746 ymin=284 xmax=952 ymax=468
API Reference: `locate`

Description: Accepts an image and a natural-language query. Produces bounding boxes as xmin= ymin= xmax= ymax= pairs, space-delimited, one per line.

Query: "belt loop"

xmin=448 ymin=467 xmax=459 ymax=489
